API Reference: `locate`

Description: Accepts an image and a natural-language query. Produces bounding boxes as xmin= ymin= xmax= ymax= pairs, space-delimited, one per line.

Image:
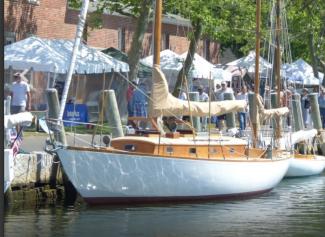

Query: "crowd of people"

xmin=125 ymin=78 xmax=325 ymax=135
xmin=8 ymin=71 xmax=325 ymax=134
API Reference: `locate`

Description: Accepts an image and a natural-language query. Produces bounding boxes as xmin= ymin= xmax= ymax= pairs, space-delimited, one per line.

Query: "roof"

xmin=86 ymin=3 xmax=191 ymax=27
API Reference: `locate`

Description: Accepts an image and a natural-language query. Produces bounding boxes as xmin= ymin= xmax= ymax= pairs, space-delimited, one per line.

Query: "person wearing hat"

xmin=301 ymin=88 xmax=310 ymax=128
xmin=10 ymin=72 xmax=31 ymax=114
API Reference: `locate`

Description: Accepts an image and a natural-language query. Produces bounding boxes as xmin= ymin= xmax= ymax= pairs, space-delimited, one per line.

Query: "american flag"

xmin=10 ymin=129 xmax=23 ymax=157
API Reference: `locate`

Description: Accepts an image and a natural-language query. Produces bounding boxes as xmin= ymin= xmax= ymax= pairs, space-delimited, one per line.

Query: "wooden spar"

xmin=252 ymin=0 xmax=261 ymax=147
xmin=58 ymin=0 xmax=89 ymax=121
xmin=275 ymin=0 xmax=282 ymax=140
xmin=153 ymin=0 xmax=162 ymax=66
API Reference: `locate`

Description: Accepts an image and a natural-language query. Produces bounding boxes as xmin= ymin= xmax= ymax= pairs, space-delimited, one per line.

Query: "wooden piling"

xmin=224 ymin=92 xmax=236 ymax=129
xmin=308 ymin=93 xmax=322 ymax=131
xmin=101 ymin=90 xmax=124 ymax=138
xmin=188 ymin=92 xmax=201 ymax=132
xmin=46 ymin=89 xmax=67 ymax=145
xmin=46 ymin=89 xmax=67 ymax=189
xmin=292 ymin=93 xmax=304 ymax=132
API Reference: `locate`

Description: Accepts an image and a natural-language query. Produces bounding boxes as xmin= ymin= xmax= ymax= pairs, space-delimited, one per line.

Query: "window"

xmin=166 ymin=146 xmax=173 ymax=154
xmin=118 ymin=28 xmax=126 ymax=52
xmin=27 ymin=0 xmax=40 ymax=5
xmin=124 ymin=144 xmax=136 ymax=151
xmin=203 ymin=39 xmax=210 ymax=61
xmin=162 ymin=34 xmax=170 ymax=50
xmin=189 ymin=148 xmax=196 ymax=154
xmin=5 ymin=32 xmax=16 ymax=45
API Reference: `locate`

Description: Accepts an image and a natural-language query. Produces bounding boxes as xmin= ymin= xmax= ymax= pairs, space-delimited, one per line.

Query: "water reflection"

xmin=5 ymin=174 xmax=325 ymax=237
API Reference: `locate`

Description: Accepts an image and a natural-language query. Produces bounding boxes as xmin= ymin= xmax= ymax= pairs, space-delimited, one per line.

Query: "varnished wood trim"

xmin=64 ymin=146 xmax=289 ymax=162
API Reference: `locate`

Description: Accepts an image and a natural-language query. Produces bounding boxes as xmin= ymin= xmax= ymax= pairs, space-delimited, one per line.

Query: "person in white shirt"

xmin=198 ymin=86 xmax=209 ymax=131
xmin=236 ymin=85 xmax=248 ymax=136
xmin=10 ymin=72 xmax=31 ymax=114
xmin=177 ymin=87 xmax=187 ymax=100
xmin=215 ymin=81 xmax=234 ymax=130
xmin=198 ymin=86 xmax=209 ymax=102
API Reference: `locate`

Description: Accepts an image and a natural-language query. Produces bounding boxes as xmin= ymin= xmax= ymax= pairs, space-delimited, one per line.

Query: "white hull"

xmin=57 ymin=149 xmax=290 ymax=204
xmin=285 ymin=156 xmax=325 ymax=178
xmin=4 ymin=149 xmax=14 ymax=193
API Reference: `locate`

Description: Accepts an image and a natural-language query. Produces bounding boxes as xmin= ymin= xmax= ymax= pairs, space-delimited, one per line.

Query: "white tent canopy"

xmin=140 ymin=49 xmax=183 ymax=77
xmin=213 ymin=68 xmax=232 ymax=82
xmin=282 ymin=58 xmax=324 ymax=85
xmin=180 ymin=52 xmax=231 ymax=81
xmin=4 ymin=36 xmax=129 ymax=74
xmin=226 ymin=51 xmax=272 ymax=77
xmin=140 ymin=49 xmax=184 ymax=89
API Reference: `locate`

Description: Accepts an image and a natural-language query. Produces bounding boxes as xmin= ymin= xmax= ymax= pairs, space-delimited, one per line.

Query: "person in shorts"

xmin=10 ymin=72 xmax=31 ymax=114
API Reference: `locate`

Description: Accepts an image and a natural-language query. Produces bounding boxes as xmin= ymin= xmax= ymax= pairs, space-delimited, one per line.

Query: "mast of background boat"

xmin=153 ymin=0 xmax=162 ymax=66
xmin=252 ymin=0 xmax=261 ymax=147
xmin=58 ymin=0 xmax=90 ymax=121
xmin=274 ymin=0 xmax=282 ymax=140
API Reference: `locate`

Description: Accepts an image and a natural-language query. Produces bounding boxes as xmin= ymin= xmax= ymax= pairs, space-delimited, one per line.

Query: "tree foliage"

xmin=68 ymin=0 xmax=325 ymax=75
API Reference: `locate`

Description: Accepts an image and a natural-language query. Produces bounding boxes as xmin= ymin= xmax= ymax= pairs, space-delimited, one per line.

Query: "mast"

xmin=275 ymin=0 xmax=282 ymax=140
xmin=58 ymin=0 xmax=90 ymax=121
xmin=252 ymin=0 xmax=261 ymax=147
xmin=153 ymin=0 xmax=162 ymax=66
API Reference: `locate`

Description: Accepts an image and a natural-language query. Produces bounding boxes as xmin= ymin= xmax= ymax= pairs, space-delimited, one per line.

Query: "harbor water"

xmin=4 ymin=173 xmax=325 ymax=237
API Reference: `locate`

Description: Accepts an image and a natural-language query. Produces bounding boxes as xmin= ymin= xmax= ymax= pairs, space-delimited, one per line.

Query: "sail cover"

xmin=256 ymin=94 xmax=289 ymax=120
xmin=149 ymin=65 xmax=246 ymax=117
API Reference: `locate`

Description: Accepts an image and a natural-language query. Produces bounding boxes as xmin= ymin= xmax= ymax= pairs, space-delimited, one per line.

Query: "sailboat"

xmin=286 ymin=130 xmax=325 ymax=177
xmin=264 ymin=0 xmax=325 ymax=178
xmin=52 ymin=0 xmax=291 ymax=205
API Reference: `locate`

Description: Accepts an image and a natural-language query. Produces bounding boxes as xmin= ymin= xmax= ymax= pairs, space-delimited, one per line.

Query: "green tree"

xmin=167 ymin=0 xmax=259 ymax=96
xmin=286 ymin=0 xmax=325 ymax=79
xmin=69 ymin=0 xmax=154 ymax=83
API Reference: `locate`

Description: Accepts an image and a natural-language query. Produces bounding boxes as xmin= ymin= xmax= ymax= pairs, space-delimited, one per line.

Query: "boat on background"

xmin=285 ymin=129 xmax=325 ymax=177
xmin=286 ymin=154 xmax=325 ymax=177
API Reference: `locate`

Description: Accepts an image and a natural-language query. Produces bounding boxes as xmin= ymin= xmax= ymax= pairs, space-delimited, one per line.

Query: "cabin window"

xmin=229 ymin=148 xmax=235 ymax=154
xmin=124 ymin=144 xmax=136 ymax=151
xmin=166 ymin=146 xmax=173 ymax=154
xmin=189 ymin=148 xmax=196 ymax=154
xmin=209 ymin=147 xmax=217 ymax=154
